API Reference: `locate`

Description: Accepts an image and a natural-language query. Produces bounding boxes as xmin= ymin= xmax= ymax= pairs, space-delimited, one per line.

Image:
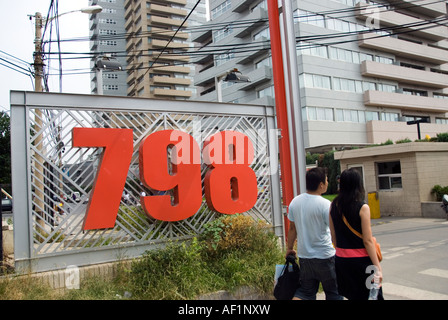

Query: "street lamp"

xmin=95 ymin=55 xmax=123 ymax=95
xmin=31 ymin=5 xmax=102 ymax=233
xmin=407 ymin=118 xmax=430 ymax=140
xmin=216 ymin=68 xmax=250 ymax=102
xmin=33 ymin=5 xmax=103 ymax=93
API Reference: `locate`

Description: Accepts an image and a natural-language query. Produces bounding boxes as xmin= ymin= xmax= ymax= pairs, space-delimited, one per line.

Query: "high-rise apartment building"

xmin=89 ymin=0 xmax=206 ymax=99
xmin=124 ymin=0 xmax=206 ymax=99
xmin=193 ymin=0 xmax=448 ymax=152
xmin=89 ymin=0 xmax=128 ymax=96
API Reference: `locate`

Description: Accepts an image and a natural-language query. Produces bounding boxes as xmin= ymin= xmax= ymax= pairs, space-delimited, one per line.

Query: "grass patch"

xmin=0 ymin=214 xmax=284 ymax=300
xmin=323 ymin=194 xmax=337 ymax=202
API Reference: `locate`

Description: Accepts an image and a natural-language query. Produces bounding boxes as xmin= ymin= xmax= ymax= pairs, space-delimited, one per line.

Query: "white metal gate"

xmin=10 ymin=91 xmax=284 ymax=273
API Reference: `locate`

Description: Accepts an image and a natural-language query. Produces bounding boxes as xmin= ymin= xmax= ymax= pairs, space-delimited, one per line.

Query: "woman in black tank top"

xmin=329 ymin=168 xmax=384 ymax=300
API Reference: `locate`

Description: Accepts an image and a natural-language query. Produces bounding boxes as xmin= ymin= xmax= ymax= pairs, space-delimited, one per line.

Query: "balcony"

xmin=149 ymin=15 xmax=188 ymax=28
xmin=147 ymin=3 xmax=187 ymax=17
xmin=194 ymin=64 xmax=217 ymax=87
xmin=192 ymin=29 xmax=212 ymax=44
xmin=386 ymin=0 xmax=447 ymax=18
xmin=240 ymin=65 xmax=272 ymax=90
xmin=150 ymin=53 xmax=190 ymax=63
xmin=367 ymin=120 xmax=448 ymax=144
xmin=355 ymin=2 xmax=448 ymax=41
xmin=234 ymin=7 xmax=268 ymax=38
xmin=164 ymin=0 xmax=187 ymax=5
xmin=364 ymin=90 xmax=448 ymax=112
xmin=361 ymin=60 xmax=448 ymax=89
xmin=150 ymin=39 xmax=190 ymax=50
xmin=237 ymin=37 xmax=270 ymax=64
xmin=150 ymin=27 xmax=189 ymax=40
xmin=358 ymin=33 xmax=448 ymax=65
xmin=153 ymin=65 xmax=191 ymax=74
xmin=232 ymin=0 xmax=258 ymax=13
xmin=153 ymin=76 xmax=191 ymax=86
xmin=152 ymin=88 xmax=192 ymax=98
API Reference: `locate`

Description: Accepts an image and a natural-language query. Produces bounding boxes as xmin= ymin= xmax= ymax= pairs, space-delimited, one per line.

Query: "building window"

xmin=336 ymin=109 xmax=365 ymax=122
xmin=433 ymin=94 xmax=448 ymax=100
xmin=306 ymin=107 xmax=334 ymax=121
xmin=211 ymin=0 xmax=231 ymax=20
xmin=377 ymin=161 xmax=402 ymax=190
xmin=103 ymin=84 xmax=119 ymax=91
xmin=255 ymin=56 xmax=271 ymax=69
xmin=302 ymin=73 xmax=331 ymax=89
xmin=213 ymin=26 xmax=233 ymax=42
xmin=256 ymin=85 xmax=274 ymax=98
xmin=381 ymin=112 xmax=399 ymax=122
xmin=404 ymin=115 xmax=429 ymax=123
xmin=215 ymin=50 xmax=234 ymax=66
xmin=366 ymin=111 xmax=379 ymax=121
xmin=403 ymin=88 xmax=428 ymax=96
xmin=99 ymin=18 xmax=117 ymax=24
xmin=436 ymin=118 xmax=448 ymax=124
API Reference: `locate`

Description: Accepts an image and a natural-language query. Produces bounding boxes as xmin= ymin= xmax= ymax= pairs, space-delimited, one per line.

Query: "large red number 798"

xmin=73 ymin=128 xmax=258 ymax=230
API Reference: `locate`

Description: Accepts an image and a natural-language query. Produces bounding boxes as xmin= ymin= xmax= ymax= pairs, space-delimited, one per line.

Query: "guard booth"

xmin=335 ymin=142 xmax=448 ymax=218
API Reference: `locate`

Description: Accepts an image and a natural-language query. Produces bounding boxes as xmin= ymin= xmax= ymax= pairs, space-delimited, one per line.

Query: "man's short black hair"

xmin=306 ymin=167 xmax=327 ymax=191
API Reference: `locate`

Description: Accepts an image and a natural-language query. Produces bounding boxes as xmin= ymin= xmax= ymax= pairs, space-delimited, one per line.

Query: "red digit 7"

xmin=72 ymin=128 xmax=133 ymax=230
xmin=139 ymin=130 xmax=202 ymax=221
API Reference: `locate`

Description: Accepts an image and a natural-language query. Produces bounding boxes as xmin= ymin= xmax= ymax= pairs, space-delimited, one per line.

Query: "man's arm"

xmin=286 ymin=221 xmax=297 ymax=258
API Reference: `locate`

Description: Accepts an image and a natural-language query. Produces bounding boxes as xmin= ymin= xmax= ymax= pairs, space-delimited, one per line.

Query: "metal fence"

xmin=10 ymin=91 xmax=284 ymax=273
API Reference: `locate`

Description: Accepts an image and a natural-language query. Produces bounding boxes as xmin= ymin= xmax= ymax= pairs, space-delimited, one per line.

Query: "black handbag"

xmin=273 ymin=255 xmax=301 ymax=300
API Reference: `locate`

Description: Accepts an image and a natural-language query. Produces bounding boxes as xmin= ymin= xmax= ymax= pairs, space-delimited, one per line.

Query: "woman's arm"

xmin=329 ymin=212 xmax=337 ymax=247
xmin=360 ymin=204 xmax=383 ymax=282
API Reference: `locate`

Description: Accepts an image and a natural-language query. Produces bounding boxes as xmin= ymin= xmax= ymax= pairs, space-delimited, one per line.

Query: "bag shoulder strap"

xmin=342 ymin=214 xmax=362 ymax=239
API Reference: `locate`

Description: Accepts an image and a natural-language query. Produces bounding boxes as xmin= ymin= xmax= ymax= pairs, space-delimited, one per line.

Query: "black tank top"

xmin=330 ymin=201 xmax=365 ymax=249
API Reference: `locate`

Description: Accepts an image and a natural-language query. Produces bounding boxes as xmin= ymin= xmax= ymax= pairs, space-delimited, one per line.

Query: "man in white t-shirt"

xmin=286 ymin=167 xmax=342 ymax=300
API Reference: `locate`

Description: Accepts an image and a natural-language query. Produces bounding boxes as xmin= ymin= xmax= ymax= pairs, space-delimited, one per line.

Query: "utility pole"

xmin=267 ymin=0 xmax=295 ymax=239
xmin=34 ymin=12 xmax=43 ymax=93
xmin=33 ymin=12 xmax=46 ymax=233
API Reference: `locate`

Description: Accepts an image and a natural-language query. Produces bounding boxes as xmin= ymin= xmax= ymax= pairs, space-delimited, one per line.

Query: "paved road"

xmin=372 ymin=217 xmax=448 ymax=300
xmin=316 ymin=216 xmax=448 ymax=300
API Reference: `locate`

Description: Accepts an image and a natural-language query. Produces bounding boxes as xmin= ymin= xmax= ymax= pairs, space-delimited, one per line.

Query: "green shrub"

xmin=127 ymin=215 xmax=283 ymax=299
xmin=436 ymin=133 xmax=448 ymax=142
xmin=200 ymin=214 xmax=278 ymax=256
xmin=395 ymin=138 xmax=412 ymax=144
xmin=1 ymin=215 xmax=284 ymax=300
xmin=431 ymin=185 xmax=448 ymax=201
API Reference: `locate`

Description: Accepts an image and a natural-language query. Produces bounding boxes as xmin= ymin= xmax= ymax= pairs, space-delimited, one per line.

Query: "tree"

xmin=0 ymin=111 xmax=11 ymax=192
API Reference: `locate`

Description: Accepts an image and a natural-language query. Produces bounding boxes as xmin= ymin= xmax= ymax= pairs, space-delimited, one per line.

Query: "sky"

xmin=0 ymin=0 xmax=92 ymax=113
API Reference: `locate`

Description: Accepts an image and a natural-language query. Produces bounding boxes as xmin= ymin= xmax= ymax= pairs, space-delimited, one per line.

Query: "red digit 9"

xmin=139 ymin=130 xmax=202 ymax=221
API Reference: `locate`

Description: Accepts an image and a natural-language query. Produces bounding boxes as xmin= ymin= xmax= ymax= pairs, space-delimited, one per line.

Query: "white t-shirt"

xmin=287 ymin=193 xmax=335 ymax=259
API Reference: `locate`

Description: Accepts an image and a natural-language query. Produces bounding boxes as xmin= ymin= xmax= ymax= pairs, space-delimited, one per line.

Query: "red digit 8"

xmin=139 ymin=130 xmax=202 ymax=221
xmin=203 ymin=131 xmax=258 ymax=214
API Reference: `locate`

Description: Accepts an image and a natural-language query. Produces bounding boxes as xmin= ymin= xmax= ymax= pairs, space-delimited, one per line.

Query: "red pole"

xmin=267 ymin=0 xmax=295 ymax=239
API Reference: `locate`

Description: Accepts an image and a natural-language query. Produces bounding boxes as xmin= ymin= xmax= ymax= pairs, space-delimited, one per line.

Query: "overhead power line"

xmin=36 ymin=0 xmax=448 ymax=79
xmin=41 ymin=0 xmax=447 ymax=45
xmin=40 ymin=13 xmax=448 ymax=77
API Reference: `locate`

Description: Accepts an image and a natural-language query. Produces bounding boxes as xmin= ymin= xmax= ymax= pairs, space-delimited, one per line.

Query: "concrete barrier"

xmin=421 ymin=201 xmax=447 ymax=219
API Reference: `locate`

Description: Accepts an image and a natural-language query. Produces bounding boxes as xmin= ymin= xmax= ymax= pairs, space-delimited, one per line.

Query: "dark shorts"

xmin=294 ymin=256 xmax=343 ymax=300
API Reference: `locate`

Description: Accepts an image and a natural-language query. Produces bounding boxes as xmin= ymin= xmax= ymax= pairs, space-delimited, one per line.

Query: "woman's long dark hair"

xmin=333 ymin=168 xmax=365 ymax=215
